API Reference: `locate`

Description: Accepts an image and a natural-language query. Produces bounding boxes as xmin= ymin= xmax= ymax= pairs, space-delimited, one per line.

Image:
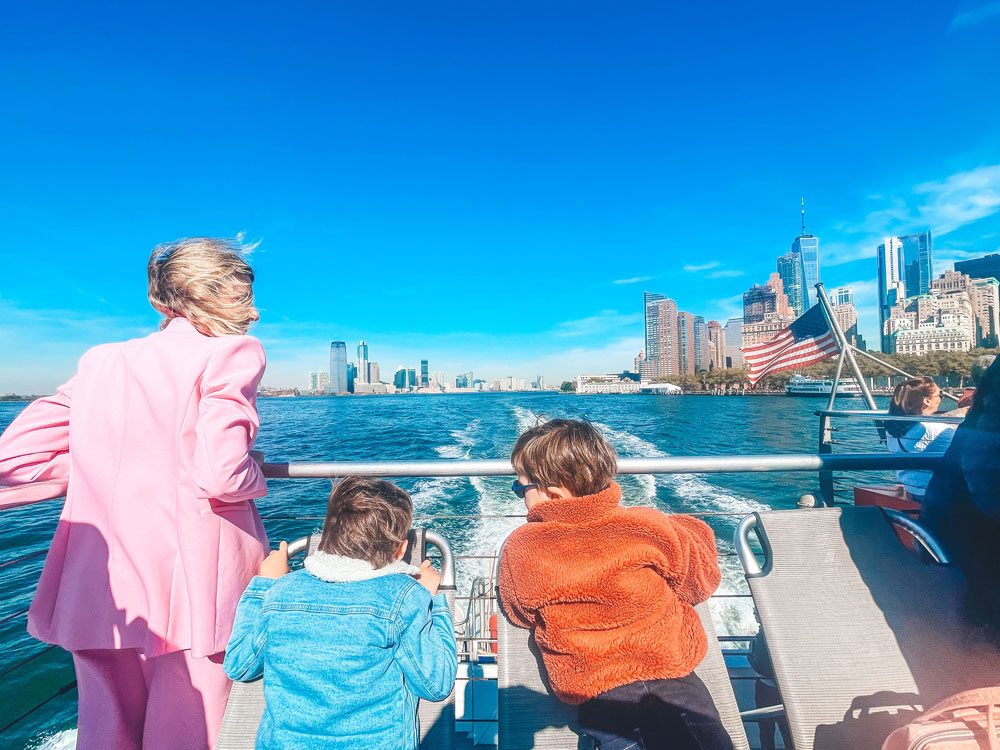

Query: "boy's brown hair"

xmin=510 ymin=419 xmax=617 ymax=497
xmin=319 ymin=476 xmax=412 ymax=568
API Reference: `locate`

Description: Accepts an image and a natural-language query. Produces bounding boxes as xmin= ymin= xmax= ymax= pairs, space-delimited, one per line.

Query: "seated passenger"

xmin=498 ymin=419 xmax=732 ymax=750
xmin=885 ymin=377 xmax=956 ymax=498
xmin=947 ymin=354 xmax=996 ymax=415
xmin=224 ymin=477 xmax=457 ymax=750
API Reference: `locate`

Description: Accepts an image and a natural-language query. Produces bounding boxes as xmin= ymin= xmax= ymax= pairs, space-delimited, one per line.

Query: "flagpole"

xmin=849 ymin=345 xmax=961 ymax=403
xmin=816 ymin=283 xmax=878 ymax=410
xmin=825 ymin=348 xmax=848 ymax=412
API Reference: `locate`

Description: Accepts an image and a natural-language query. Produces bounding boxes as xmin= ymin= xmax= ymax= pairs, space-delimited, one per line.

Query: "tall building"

xmin=328 ymin=342 xmax=348 ymax=394
xmin=956 ymin=253 xmax=1000 ymax=281
xmin=676 ymin=312 xmax=696 ymax=375
xmin=973 ymin=278 xmax=1000 ymax=348
xmin=308 ymin=371 xmax=330 ymax=392
xmin=902 ymin=231 xmax=934 ymax=298
xmin=346 ymin=363 xmax=357 ymax=393
xmin=791 ymin=201 xmax=820 ymax=308
xmin=829 ymin=286 xmax=863 ymax=349
xmin=455 ymin=373 xmax=468 ymax=389
xmin=357 ymin=341 xmax=369 ymax=385
xmin=776 ymin=251 xmax=806 ymax=316
xmin=743 ymin=273 xmax=790 ymax=324
xmin=724 ymin=317 xmax=744 ymax=368
xmin=877 ymin=231 xmax=933 ymax=352
xmin=706 ymin=320 xmax=726 ymax=369
xmin=693 ymin=316 xmax=710 ymax=372
xmin=420 ymin=360 xmax=429 ymax=387
xmin=643 ymin=292 xmax=668 ymax=376
xmin=367 ymin=362 xmax=380 ymax=384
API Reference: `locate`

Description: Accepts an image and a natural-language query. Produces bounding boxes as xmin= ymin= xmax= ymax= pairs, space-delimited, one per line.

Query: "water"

xmin=0 ymin=392 xmax=887 ymax=748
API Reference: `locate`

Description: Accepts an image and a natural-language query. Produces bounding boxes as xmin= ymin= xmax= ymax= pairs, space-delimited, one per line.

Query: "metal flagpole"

xmin=825 ymin=347 xmax=848 ymax=411
xmin=850 ymin=345 xmax=961 ymax=403
xmin=816 ymin=283 xmax=878 ymax=410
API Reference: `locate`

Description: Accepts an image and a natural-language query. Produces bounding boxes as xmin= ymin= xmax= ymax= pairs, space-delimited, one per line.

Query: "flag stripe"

xmin=744 ymin=334 xmax=836 ymax=366
xmin=746 ymin=341 xmax=839 ymax=384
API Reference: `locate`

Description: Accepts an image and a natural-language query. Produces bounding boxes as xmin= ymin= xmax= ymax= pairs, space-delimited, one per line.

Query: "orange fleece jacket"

xmin=498 ymin=482 xmax=721 ymax=705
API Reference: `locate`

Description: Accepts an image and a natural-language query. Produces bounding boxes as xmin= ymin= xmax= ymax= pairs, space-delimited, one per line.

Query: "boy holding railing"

xmin=224 ymin=476 xmax=457 ymax=750
xmin=498 ymin=419 xmax=731 ymax=750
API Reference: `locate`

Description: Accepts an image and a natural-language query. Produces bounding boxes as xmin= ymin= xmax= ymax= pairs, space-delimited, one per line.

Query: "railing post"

xmin=817 ymin=413 xmax=835 ymax=506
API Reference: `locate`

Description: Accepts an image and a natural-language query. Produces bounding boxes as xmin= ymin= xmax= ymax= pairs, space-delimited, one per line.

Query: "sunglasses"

xmin=511 ymin=481 xmax=538 ymax=499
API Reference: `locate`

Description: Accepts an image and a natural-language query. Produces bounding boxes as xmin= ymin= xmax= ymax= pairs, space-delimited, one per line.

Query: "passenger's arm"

xmin=395 ymin=585 xmax=458 ymax=702
xmin=0 ymin=378 xmax=75 ymax=502
xmin=192 ymin=337 xmax=268 ymax=503
xmin=496 ymin=533 xmax=538 ymax=629
xmin=223 ymin=576 xmax=275 ymax=682
xmin=648 ymin=511 xmax=722 ymax=605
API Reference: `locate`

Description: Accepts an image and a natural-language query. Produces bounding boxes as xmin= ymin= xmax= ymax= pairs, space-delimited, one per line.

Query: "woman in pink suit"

xmin=0 ymin=238 xmax=270 ymax=749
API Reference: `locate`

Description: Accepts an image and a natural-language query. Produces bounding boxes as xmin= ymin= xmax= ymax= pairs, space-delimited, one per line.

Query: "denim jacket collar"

xmin=304 ymin=551 xmax=420 ymax=583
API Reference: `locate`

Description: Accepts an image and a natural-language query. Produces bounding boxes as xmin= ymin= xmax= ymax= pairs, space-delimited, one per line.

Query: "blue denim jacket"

xmin=224 ymin=553 xmax=457 ymax=750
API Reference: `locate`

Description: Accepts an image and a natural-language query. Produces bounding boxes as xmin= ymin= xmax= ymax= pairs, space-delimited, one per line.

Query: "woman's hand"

xmin=415 ymin=559 xmax=441 ymax=596
xmin=259 ymin=541 xmax=290 ymax=578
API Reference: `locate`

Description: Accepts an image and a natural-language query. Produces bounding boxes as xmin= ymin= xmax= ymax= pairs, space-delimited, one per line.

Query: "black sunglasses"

xmin=511 ymin=481 xmax=538 ymax=499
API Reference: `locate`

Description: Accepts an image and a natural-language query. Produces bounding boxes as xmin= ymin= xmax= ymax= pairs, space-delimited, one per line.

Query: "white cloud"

xmin=684 ymin=262 xmax=720 ymax=272
xmin=553 ymin=310 xmax=643 ymax=338
xmin=708 ymin=269 xmax=744 ymax=279
xmin=824 ymin=164 xmax=1000 ymax=267
xmin=951 ymin=2 xmax=1000 ymax=29
xmin=613 ymin=276 xmax=654 ymax=285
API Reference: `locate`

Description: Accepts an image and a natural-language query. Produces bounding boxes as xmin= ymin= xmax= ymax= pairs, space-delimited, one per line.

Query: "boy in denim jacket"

xmin=225 ymin=476 xmax=457 ymax=750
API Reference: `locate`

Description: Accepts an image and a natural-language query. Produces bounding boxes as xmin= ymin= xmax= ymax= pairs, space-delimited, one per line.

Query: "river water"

xmin=0 ymin=392 xmax=888 ymax=748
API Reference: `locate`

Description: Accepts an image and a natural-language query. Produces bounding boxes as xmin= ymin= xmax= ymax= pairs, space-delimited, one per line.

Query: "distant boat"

xmin=785 ymin=375 xmax=863 ymax=397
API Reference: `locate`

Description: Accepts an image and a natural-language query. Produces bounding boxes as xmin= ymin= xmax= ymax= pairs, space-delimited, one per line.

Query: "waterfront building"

xmin=575 ymin=374 xmax=642 ymax=395
xmin=455 ymin=374 xmax=468 ymax=389
xmin=431 ymin=371 xmax=446 ymax=388
xmin=465 ymin=371 xmax=474 ymax=388
xmin=902 ymin=231 xmax=934 ymax=298
xmin=634 ymin=350 xmax=646 ymax=374
xmin=677 ymin=312 xmax=696 ymax=375
xmin=741 ymin=312 xmax=795 ymax=347
xmin=776 ymin=251 xmax=806 ymax=316
xmin=893 ymin=326 xmax=972 ymax=355
xmin=328 ymin=341 xmax=348 ymax=395
xmin=833 ymin=286 xmax=854 ymax=307
xmin=706 ymin=320 xmax=726 ymax=369
xmin=643 ymin=292 xmax=668 ymax=377
xmin=307 ymin=371 xmax=330 ymax=392
xmin=346 ymin=363 xmax=357 ymax=393
xmin=828 ymin=286 xmax=864 ymax=349
xmin=357 ymin=341 xmax=369 ymax=385
xmin=367 ymin=361 xmax=380 ymax=385
xmin=743 ymin=273 xmax=791 ymax=324
xmin=956 ymin=253 xmax=1000 ymax=282
xmin=420 ymin=360 xmax=429 ymax=387
xmin=693 ymin=316 xmax=709 ymax=372
xmin=393 ymin=367 xmax=408 ymax=390
xmin=972 ymin=278 xmax=1000 ymax=347
xmin=724 ymin=317 xmax=744 ymax=369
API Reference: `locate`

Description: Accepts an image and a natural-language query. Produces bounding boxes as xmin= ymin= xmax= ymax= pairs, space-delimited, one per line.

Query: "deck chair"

xmin=217 ymin=528 xmax=457 ymax=750
xmin=736 ymin=506 xmax=1000 ymax=750
xmin=495 ymin=545 xmax=751 ymax=750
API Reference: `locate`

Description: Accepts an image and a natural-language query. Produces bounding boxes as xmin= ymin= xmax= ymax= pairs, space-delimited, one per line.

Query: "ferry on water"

xmin=785 ymin=375 xmax=863 ymax=398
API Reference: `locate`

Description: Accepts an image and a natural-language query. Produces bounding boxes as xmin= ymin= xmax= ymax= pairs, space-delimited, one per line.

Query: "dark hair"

xmin=510 ymin=418 xmax=617 ymax=497
xmin=886 ymin=377 xmax=940 ymax=438
xmin=318 ymin=476 xmax=412 ymax=568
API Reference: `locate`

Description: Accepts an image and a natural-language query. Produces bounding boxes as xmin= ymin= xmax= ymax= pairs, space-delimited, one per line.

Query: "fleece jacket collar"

xmin=527 ymin=482 xmax=622 ymax=525
xmin=304 ymin=551 xmax=420 ymax=583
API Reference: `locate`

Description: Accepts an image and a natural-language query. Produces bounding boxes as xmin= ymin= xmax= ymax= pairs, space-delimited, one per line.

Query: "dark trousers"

xmin=754 ymin=679 xmax=790 ymax=750
xmin=577 ymin=673 xmax=734 ymax=750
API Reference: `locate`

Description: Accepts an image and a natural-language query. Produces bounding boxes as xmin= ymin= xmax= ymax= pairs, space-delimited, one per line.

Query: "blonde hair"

xmin=147 ymin=238 xmax=258 ymax=337
xmin=511 ymin=419 xmax=618 ymax=497
xmin=319 ymin=477 xmax=413 ymax=568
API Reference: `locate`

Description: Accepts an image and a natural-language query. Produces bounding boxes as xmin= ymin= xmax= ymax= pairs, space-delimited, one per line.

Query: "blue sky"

xmin=2 ymin=1 xmax=1000 ymax=392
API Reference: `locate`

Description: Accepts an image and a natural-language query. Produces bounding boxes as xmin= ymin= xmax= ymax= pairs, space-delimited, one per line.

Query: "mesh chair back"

xmin=495 ymin=562 xmax=749 ymax=749
xmin=217 ymin=528 xmax=455 ymax=750
xmin=745 ymin=507 xmax=1000 ymax=750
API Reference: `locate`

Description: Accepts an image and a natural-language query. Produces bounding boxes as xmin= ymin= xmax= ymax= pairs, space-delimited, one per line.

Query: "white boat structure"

xmin=785 ymin=374 xmax=863 ymax=397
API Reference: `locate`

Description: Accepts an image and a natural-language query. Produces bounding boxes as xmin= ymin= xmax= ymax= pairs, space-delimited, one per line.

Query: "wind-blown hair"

xmin=319 ymin=476 xmax=413 ymax=568
xmin=886 ymin=376 xmax=939 ymax=438
xmin=147 ymin=238 xmax=258 ymax=337
xmin=511 ymin=418 xmax=618 ymax=497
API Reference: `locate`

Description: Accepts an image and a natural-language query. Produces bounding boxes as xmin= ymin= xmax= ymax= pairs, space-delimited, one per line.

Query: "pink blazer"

xmin=0 ymin=318 xmax=269 ymax=658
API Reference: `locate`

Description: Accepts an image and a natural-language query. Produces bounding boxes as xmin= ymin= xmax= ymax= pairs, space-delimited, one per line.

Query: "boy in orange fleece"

xmin=498 ymin=419 xmax=731 ymax=750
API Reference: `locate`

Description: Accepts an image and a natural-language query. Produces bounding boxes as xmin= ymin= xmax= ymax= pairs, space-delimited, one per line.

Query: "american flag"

xmin=742 ymin=304 xmax=840 ymax=387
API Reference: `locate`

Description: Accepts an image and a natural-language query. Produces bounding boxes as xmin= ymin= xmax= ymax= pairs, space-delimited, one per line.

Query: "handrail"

xmin=816 ymin=409 xmax=964 ymax=424
xmin=260 ymin=453 xmax=946 ymax=479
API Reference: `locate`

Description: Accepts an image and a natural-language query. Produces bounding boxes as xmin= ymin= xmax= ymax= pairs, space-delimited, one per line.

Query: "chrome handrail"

xmin=260 ymin=452 xmax=945 ymax=479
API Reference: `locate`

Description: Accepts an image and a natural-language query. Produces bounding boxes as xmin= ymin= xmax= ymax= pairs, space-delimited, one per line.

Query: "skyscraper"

xmin=346 ymin=363 xmax=357 ymax=393
xmin=677 ymin=312 xmax=696 ymax=375
xmin=420 ymin=360 xmax=429 ymax=387
xmin=693 ymin=315 xmax=709 ymax=372
xmin=956 ymin=253 xmax=1000 ymax=281
xmin=877 ymin=231 xmax=932 ymax=352
xmin=776 ymin=251 xmax=806 ymax=316
xmin=724 ymin=317 xmax=744 ymax=368
xmin=328 ymin=342 xmax=348 ymax=394
xmin=357 ymin=341 xmax=369 ymax=385
xmin=902 ymin=231 xmax=934 ymax=297
xmin=792 ymin=199 xmax=820 ymax=308
xmin=643 ymin=292 xmax=667 ymax=376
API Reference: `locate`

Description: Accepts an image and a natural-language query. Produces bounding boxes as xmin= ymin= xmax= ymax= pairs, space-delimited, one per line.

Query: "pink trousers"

xmin=72 ymin=648 xmax=232 ymax=750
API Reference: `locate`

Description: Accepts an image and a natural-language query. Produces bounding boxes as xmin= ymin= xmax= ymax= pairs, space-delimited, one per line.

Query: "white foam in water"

xmin=29 ymin=729 xmax=77 ymax=750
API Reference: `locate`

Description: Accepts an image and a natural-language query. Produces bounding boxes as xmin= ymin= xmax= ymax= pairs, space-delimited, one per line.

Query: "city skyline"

xmin=3 ymin=3 xmax=1000 ymax=392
